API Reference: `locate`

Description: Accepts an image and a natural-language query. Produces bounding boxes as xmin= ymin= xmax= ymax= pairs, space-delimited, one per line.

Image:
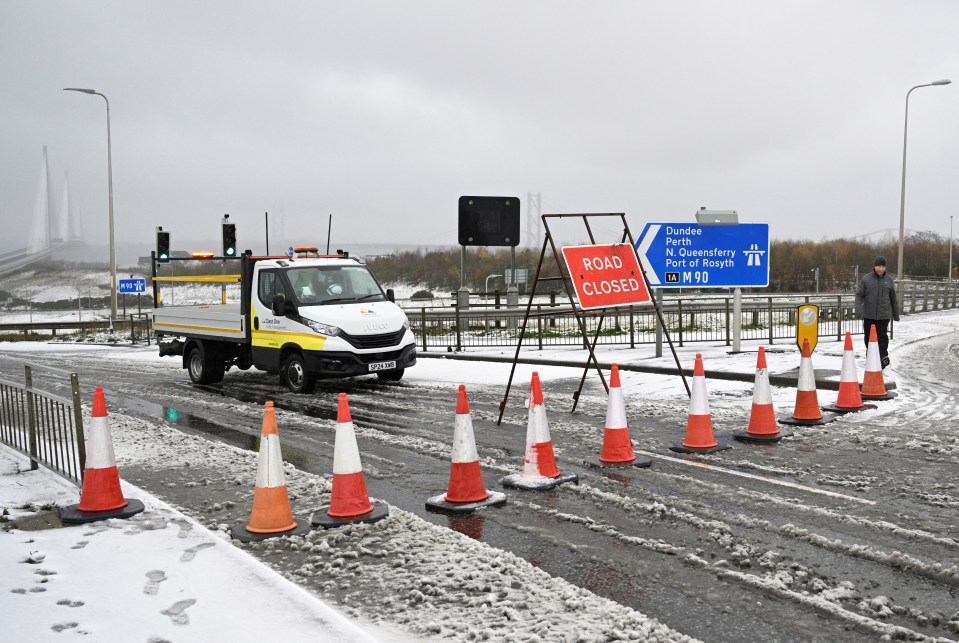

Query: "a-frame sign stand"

xmin=496 ymin=213 xmax=689 ymax=425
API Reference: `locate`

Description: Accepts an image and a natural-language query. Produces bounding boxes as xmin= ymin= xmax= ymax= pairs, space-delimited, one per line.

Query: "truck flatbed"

xmin=152 ymin=304 xmax=245 ymax=340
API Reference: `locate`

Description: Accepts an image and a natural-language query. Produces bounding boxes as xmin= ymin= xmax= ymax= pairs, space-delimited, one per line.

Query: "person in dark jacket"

xmin=855 ymin=256 xmax=899 ymax=368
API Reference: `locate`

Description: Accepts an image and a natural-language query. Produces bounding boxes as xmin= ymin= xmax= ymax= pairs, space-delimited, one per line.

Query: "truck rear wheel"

xmin=376 ymin=368 xmax=405 ymax=382
xmin=187 ymin=345 xmax=225 ymax=385
xmin=282 ymin=353 xmax=316 ymax=394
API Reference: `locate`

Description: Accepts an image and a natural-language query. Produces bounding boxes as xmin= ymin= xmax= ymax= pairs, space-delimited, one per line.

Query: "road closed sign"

xmin=561 ymin=244 xmax=651 ymax=310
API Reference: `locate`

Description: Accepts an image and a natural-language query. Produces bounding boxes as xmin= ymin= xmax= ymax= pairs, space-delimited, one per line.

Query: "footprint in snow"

xmin=56 ymin=599 xmax=84 ymax=608
xmin=70 ymin=540 xmax=89 ymax=550
xmin=161 ymin=598 xmax=196 ymax=625
xmin=144 ymin=570 xmax=168 ymax=595
xmin=51 ymin=622 xmax=78 ymax=632
xmin=180 ymin=542 xmax=214 ymax=562
xmin=174 ymin=519 xmax=193 ymax=538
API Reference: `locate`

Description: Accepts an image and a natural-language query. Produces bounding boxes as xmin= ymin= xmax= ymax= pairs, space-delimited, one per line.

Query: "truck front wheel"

xmin=187 ymin=345 xmax=225 ymax=385
xmin=282 ymin=353 xmax=316 ymax=394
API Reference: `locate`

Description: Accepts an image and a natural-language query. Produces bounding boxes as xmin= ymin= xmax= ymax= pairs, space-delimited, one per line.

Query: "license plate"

xmin=368 ymin=360 xmax=396 ymax=372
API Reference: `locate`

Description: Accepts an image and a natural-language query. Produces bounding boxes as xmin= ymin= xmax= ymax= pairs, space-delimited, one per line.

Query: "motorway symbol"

xmin=635 ymin=222 xmax=769 ymax=288
xmin=561 ymin=244 xmax=651 ymax=310
xmin=118 ymin=278 xmax=147 ymax=294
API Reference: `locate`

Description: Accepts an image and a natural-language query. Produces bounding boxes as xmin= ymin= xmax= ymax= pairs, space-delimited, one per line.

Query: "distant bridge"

xmin=1 ymin=146 xmax=82 ymax=277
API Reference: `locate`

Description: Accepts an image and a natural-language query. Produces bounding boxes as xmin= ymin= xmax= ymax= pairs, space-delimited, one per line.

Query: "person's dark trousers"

xmin=863 ymin=319 xmax=890 ymax=360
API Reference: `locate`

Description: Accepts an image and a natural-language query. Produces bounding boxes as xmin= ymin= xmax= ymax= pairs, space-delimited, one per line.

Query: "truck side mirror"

xmin=386 ymin=288 xmax=395 ymax=303
xmin=271 ymin=294 xmax=288 ymax=316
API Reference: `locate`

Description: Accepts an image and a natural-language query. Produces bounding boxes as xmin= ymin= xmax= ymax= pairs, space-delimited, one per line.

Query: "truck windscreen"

xmin=288 ymin=265 xmax=386 ymax=306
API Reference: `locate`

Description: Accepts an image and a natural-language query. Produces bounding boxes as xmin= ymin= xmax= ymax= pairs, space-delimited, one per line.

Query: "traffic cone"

xmin=60 ymin=387 xmax=145 ymax=524
xmin=312 ymin=393 xmax=389 ymax=528
xmin=734 ymin=347 xmax=792 ymax=443
xmin=823 ymin=332 xmax=877 ymax=413
xmin=860 ymin=326 xmax=897 ymax=400
xmin=502 ymin=372 xmax=579 ymax=490
xmin=779 ymin=339 xmax=836 ymax=426
xmin=587 ymin=364 xmax=652 ymax=468
xmin=426 ymin=385 xmax=506 ymax=514
xmin=231 ymin=401 xmax=310 ymax=541
xmin=670 ymin=354 xmax=731 ymax=454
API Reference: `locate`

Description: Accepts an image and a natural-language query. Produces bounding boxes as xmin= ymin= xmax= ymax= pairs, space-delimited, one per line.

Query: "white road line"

xmin=635 ymin=449 xmax=876 ymax=506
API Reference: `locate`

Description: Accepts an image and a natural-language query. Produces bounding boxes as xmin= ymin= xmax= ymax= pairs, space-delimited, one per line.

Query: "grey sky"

xmin=2 ymin=0 xmax=958 ymax=259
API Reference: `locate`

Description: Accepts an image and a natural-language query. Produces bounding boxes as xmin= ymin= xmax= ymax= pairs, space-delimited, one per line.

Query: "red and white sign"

xmin=561 ymin=244 xmax=651 ymax=310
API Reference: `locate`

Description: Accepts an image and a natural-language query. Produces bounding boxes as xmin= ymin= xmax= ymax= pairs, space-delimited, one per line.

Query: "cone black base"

xmin=821 ymin=403 xmax=878 ymax=414
xmin=584 ymin=456 xmax=653 ymax=469
xmin=860 ymin=391 xmax=898 ymax=400
xmin=669 ymin=442 xmax=732 ymax=454
xmin=311 ymin=503 xmax=389 ymax=529
xmin=778 ymin=415 xmax=837 ymax=426
xmin=500 ymin=472 xmax=579 ymax=491
xmin=426 ymin=490 xmax=507 ymax=515
xmin=230 ymin=518 xmax=312 ymax=542
xmin=59 ymin=499 xmax=145 ymax=525
xmin=732 ymin=429 xmax=793 ymax=443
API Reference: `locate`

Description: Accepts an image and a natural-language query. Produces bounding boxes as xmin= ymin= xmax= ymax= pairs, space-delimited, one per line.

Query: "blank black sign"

xmin=458 ymin=196 xmax=520 ymax=247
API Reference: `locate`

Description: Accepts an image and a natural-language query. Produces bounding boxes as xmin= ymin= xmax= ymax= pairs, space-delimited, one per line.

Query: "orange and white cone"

xmin=861 ymin=326 xmax=897 ymax=400
xmin=312 ymin=393 xmax=389 ymax=528
xmin=426 ymin=385 xmax=506 ymax=513
xmin=502 ymin=372 xmax=579 ymax=490
xmin=588 ymin=364 xmax=652 ymax=468
xmin=780 ymin=339 xmax=836 ymax=426
xmin=60 ymin=387 xmax=145 ymax=524
xmin=670 ymin=354 xmax=731 ymax=454
xmin=734 ymin=347 xmax=791 ymax=442
xmin=823 ymin=332 xmax=877 ymax=413
xmin=231 ymin=401 xmax=310 ymax=541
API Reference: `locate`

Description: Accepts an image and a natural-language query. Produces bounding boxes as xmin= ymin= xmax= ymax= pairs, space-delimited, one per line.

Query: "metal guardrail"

xmin=0 ymin=361 xmax=86 ymax=487
xmin=401 ymin=281 xmax=959 ymax=351
xmin=0 ymin=313 xmax=152 ymax=344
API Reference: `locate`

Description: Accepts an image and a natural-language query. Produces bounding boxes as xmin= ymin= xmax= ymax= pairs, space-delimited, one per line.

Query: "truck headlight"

xmin=304 ymin=318 xmax=341 ymax=337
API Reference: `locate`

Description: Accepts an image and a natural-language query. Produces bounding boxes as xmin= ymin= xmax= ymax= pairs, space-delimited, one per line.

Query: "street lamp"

xmin=64 ymin=87 xmax=117 ymax=324
xmin=897 ymin=79 xmax=951 ymax=287
xmin=485 ymin=274 xmax=503 ymax=300
xmin=811 ymin=267 xmax=819 ymax=294
xmin=950 ymin=215 xmax=954 ymax=282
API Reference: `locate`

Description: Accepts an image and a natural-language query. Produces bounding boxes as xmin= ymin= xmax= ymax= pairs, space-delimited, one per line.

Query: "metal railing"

xmin=0 ymin=361 xmax=86 ymax=486
xmin=401 ymin=280 xmax=959 ymax=352
xmin=0 ymin=313 xmax=152 ymax=344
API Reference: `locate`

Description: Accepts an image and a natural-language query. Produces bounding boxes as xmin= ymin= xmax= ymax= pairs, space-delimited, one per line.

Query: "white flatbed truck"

xmin=151 ymin=248 xmax=416 ymax=393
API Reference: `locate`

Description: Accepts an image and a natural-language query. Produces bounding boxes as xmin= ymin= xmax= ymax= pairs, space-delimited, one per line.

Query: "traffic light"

xmin=222 ymin=221 xmax=237 ymax=257
xmin=157 ymin=228 xmax=170 ymax=262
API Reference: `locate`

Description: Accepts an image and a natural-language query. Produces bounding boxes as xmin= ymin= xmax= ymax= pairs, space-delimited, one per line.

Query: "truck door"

xmin=250 ymin=268 xmax=293 ymax=370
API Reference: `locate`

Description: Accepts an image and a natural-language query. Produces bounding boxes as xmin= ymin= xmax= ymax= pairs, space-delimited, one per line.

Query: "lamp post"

xmin=811 ymin=267 xmax=819 ymax=294
xmin=897 ymin=79 xmax=951 ymax=287
xmin=485 ymin=274 xmax=502 ymax=300
xmin=950 ymin=215 xmax=954 ymax=282
xmin=64 ymin=87 xmax=117 ymax=324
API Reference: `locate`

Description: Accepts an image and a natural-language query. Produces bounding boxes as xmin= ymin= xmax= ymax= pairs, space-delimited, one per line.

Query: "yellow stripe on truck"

xmin=154 ymin=322 xmax=244 ymax=335
xmin=251 ymin=329 xmax=327 ymax=351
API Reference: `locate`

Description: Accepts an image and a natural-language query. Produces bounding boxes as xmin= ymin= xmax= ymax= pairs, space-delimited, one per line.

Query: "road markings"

xmin=635 ymin=449 xmax=876 ymax=506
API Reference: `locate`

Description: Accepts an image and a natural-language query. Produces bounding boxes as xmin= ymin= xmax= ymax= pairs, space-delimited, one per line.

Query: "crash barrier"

xmin=0 ymin=360 xmax=86 ymax=486
xmin=0 ymin=313 xmax=152 ymax=344
xmin=402 ymin=280 xmax=959 ymax=352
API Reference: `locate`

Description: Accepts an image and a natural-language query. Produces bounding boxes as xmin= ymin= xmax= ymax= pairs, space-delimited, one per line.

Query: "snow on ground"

xmin=0 ymin=449 xmax=385 ymax=643
xmin=3 ymin=296 xmax=958 ymax=641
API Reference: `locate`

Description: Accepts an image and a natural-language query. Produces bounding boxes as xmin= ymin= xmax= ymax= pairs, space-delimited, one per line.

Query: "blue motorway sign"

xmin=635 ymin=223 xmax=769 ymax=288
xmin=118 ymin=278 xmax=147 ymax=294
